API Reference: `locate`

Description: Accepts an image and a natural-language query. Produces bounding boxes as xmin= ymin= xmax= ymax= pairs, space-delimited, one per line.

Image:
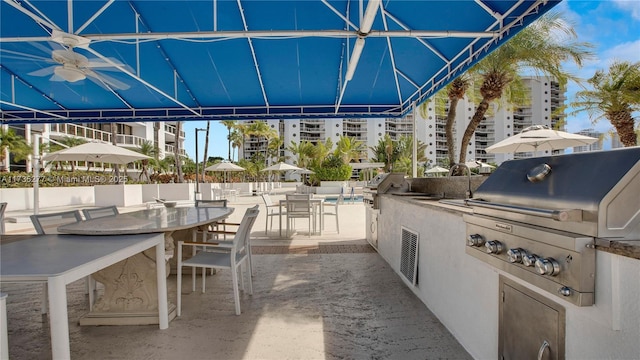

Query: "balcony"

xmin=164 ymin=124 xmax=186 ymax=138
xmin=49 ymin=123 xmax=146 ymax=148
xmin=164 ymin=144 xmax=186 ymax=156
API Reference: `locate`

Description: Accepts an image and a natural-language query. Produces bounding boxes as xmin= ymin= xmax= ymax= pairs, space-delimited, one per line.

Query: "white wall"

xmin=0 ymin=186 xmax=95 ymax=211
xmin=377 ymin=195 xmax=640 ymax=360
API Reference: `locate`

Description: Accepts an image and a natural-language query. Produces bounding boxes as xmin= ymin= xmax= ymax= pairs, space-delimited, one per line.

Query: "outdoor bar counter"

xmin=375 ymin=194 xmax=640 ymax=359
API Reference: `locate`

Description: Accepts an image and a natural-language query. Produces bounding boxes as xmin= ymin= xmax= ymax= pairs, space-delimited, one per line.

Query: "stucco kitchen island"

xmin=376 ymin=194 xmax=640 ymax=360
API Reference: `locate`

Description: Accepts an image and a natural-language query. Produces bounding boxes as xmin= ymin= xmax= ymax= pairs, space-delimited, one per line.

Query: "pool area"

xmin=324 ymin=195 xmax=364 ymax=204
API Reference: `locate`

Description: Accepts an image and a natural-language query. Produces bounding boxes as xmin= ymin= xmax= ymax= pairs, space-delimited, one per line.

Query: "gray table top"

xmin=0 ymin=233 xmax=163 ymax=280
xmin=58 ymin=206 xmax=234 ymax=235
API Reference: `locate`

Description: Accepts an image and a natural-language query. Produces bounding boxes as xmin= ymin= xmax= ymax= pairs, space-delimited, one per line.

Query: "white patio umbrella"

xmin=261 ymin=162 xmax=303 ymax=186
xmin=294 ymin=168 xmax=315 ymax=175
xmin=261 ymin=162 xmax=303 ymax=172
xmin=204 ymin=162 xmax=245 ymax=183
xmin=35 ymin=142 xmax=150 ymax=215
xmin=485 ymin=125 xmax=598 ymax=154
xmin=425 ymin=166 xmax=450 ymax=175
xmin=465 ymin=160 xmax=495 ymax=169
xmin=43 ymin=142 xmax=151 ymax=164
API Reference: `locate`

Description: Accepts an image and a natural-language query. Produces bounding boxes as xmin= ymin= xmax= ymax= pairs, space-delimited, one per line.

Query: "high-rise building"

xmin=1 ymin=121 xmax=185 ymax=172
xmin=573 ymin=129 xmax=603 ymax=153
xmin=238 ymin=76 xmax=568 ymax=170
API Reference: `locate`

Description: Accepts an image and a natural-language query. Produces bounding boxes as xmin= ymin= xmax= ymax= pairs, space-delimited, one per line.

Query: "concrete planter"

xmin=95 ymin=184 xmax=143 ymax=207
xmin=316 ymin=181 xmax=347 ymax=195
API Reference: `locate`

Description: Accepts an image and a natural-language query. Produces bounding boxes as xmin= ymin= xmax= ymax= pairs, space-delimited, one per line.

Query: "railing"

xmin=116 ymin=134 xmax=145 ymax=147
xmin=164 ymin=144 xmax=186 ymax=156
xmin=50 ymin=123 xmax=111 ymax=142
xmin=49 ymin=124 xmax=146 ymax=147
xmin=164 ymin=124 xmax=185 ymax=138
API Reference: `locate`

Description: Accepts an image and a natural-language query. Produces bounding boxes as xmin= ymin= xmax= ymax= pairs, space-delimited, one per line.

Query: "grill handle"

xmin=466 ymin=199 xmax=583 ymax=222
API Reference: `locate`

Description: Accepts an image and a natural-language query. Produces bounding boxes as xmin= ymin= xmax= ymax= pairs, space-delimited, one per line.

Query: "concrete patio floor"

xmin=2 ymin=192 xmax=472 ymax=359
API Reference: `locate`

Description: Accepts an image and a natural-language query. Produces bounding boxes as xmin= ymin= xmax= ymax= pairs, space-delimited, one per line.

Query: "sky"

xmin=182 ymin=0 xmax=640 ymax=160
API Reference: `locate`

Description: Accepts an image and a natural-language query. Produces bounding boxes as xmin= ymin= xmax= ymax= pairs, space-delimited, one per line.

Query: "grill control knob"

xmin=559 ymin=287 xmax=572 ymax=297
xmin=507 ymin=248 xmax=525 ymax=263
xmin=523 ymin=254 xmax=540 ymax=267
xmin=467 ymin=234 xmax=485 ymax=247
xmin=535 ymin=257 xmax=561 ymax=276
xmin=485 ymin=240 xmax=504 ymax=254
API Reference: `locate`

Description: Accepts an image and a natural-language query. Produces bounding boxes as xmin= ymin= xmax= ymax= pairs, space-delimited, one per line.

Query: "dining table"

xmin=278 ymin=198 xmax=324 ymax=237
xmin=0 ymin=233 xmax=168 ymax=359
xmin=57 ymin=206 xmax=233 ymax=326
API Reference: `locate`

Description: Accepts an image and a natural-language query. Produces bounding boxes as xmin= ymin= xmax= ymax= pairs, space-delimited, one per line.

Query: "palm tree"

xmin=267 ymin=136 xmax=285 ymax=163
xmin=287 ymin=140 xmax=315 ymax=169
xmin=335 ymin=136 xmax=366 ymax=164
xmin=220 ymin=120 xmax=237 ymax=161
xmin=370 ymin=135 xmax=397 ymax=172
xmin=458 ymin=11 xmax=594 ymax=164
xmin=571 ymin=61 xmax=640 ymax=147
xmin=229 ymin=129 xmax=243 ymax=162
xmin=246 ymin=121 xmax=277 ymax=166
xmin=309 ymin=138 xmax=333 ymax=169
xmin=136 ymin=140 xmax=156 ymax=182
xmin=0 ymin=127 xmax=31 ymax=172
xmin=444 ymin=77 xmax=471 ymax=167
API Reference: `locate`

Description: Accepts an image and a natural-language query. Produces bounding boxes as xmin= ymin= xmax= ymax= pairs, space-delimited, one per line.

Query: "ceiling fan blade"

xmin=49 ymin=74 xmax=66 ymax=82
xmin=28 ymin=65 xmax=57 ymax=76
xmin=0 ymin=49 xmax=54 ymax=63
xmin=86 ymin=70 xmax=130 ymax=90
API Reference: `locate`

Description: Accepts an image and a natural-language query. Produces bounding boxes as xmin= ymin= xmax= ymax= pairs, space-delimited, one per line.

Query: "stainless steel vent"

xmin=400 ymin=227 xmax=419 ymax=286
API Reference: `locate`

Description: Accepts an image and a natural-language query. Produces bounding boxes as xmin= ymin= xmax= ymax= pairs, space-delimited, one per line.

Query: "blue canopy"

xmin=0 ymin=0 xmax=560 ymax=124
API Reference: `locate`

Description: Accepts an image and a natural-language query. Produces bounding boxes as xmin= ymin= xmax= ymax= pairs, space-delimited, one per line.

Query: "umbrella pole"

xmin=32 ymin=134 xmax=40 ymax=215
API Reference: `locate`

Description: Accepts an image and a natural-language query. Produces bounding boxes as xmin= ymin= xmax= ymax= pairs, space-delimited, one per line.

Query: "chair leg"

xmin=231 ymin=265 xmax=241 ymax=315
xmin=202 ymin=267 xmax=206 ymax=293
xmin=246 ymin=260 xmax=253 ymax=295
xmin=177 ymin=244 xmax=183 ymax=317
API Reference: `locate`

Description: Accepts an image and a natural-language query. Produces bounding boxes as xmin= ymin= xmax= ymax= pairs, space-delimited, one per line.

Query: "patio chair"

xmin=30 ymin=210 xmax=84 ymax=314
xmin=0 ymin=202 xmax=7 ymax=235
xmin=323 ymin=194 xmax=342 ymax=233
xmin=285 ymin=194 xmax=314 ymax=237
xmin=82 ymin=205 xmax=119 ymax=220
xmin=193 ymin=199 xmax=240 ymax=277
xmin=177 ymin=205 xmax=259 ymax=316
xmin=261 ymin=194 xmax=284 ymax=235
xmin=30 ymin=210 xmax=83 ymax=235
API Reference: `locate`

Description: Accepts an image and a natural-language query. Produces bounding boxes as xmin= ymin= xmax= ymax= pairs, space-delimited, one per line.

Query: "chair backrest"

xmin=285 ymin=194 xmax=312 ymax=216
xmin=0 ymin=202 xmax=7 ymax=235
xmin=336 ymin=194 xmax=345 ymax=205
xmin=195 ymin=199 xmax=227 ymax=208
xmin=261 ymin=193 xmax=273 ymax=206
xmin=82 ymin=205 xmax=119 ymax=220
xmin=30 ymin=210 xmax=83 ymax=234
xmin=232 ymin=205 xmax=259 ymax=257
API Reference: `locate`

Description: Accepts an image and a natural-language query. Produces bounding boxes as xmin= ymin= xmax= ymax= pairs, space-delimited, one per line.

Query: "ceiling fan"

xmin=27 ymin=30 xmax=131 ymax=90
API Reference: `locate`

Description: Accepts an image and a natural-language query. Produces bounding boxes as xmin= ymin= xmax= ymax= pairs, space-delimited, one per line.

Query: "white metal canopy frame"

xmin=0 ymin=0 xmax=560 ymax=124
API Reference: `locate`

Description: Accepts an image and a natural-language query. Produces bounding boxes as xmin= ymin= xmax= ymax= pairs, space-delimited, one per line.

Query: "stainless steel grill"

xmin=464 ymin=147 xmax=640 ymax=306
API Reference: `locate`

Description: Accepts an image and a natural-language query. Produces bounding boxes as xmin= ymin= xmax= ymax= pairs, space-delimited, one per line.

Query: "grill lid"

xmin=470 ymin=147 xmax=640 ymax=239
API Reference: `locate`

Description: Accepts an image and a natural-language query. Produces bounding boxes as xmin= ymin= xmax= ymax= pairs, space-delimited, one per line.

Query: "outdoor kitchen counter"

xmin=385 ymin=194 xmax=640 ymax=261
xmin=594 ymin=239 xmax=640 ymax=260
xmin=376 ymin=193 xmax=640 ymax=360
